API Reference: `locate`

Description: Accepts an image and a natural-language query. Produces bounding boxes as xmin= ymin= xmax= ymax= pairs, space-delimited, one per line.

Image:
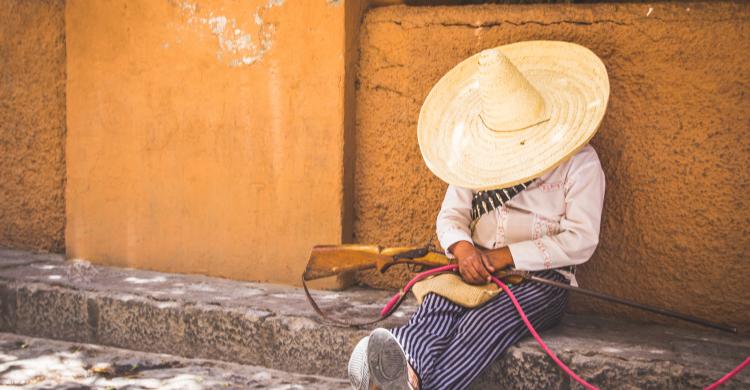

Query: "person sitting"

xmin=348 ymin=41 xmax=609 ymax=390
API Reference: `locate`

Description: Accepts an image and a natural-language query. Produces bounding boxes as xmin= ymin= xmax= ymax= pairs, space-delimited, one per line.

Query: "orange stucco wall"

xmin=0 ymin=0 xmax=66 ymax=253
xmin=354 ymin=2 xmax=750 ymax=329
xmin=65 ymin=0 xmax=350 ymax=284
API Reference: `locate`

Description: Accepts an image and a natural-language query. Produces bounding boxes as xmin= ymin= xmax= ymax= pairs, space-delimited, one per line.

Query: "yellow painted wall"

xmin=66 ymin=0 xmax=349 ymax=284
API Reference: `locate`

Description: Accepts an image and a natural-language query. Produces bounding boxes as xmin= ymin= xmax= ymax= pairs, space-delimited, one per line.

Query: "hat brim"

xmin=417 ymin=41 xmax=610 ymax=190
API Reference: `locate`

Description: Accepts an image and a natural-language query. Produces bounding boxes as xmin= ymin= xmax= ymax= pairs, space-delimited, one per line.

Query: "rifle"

xmin=302 ymin=244 xmax=737 ymax=333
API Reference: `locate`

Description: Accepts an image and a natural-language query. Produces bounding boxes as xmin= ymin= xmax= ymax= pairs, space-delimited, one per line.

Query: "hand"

xmin=449 ymin=241 xmax=494 ymax=284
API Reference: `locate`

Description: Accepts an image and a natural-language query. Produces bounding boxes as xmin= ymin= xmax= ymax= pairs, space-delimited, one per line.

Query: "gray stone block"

xmin=0 ymin=284 xmax=17 ymax=332
xmin=15 ymin=284 xmax=94 ymax=342
xmin=182 ymin=303 xmax=272 ymax=366
xmin=94 ymin=293 xmax=187 ymax=355
xmin=263 ymin=314 xmax=369 ymax=378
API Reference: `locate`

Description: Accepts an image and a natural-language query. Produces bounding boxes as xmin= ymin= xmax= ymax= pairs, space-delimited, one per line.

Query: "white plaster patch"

xmin=172 ymin=0 xmax=282 ymax=67
xmin=48 ymin=275 xmax=62 ymax=280
xmin=601 ymin=347 xmax=623 ymax=353
xmin=207 ymin=16 xmax=227 ymax=34
xmin=177 ymin=1 xmax=197 ymax=13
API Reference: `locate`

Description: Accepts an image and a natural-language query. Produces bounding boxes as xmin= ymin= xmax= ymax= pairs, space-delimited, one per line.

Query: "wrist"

xmin=449 ymin=240 xmax=474 ymax=259
xmin=486 ymin=247 xmax=515 ymax=269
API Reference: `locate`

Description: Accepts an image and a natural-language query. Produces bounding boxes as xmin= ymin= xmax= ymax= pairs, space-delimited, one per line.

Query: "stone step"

xmin=0 ymin=331 xmax=349 ymax=389
xmin=1 ymin=249 xmax=748 ymax=389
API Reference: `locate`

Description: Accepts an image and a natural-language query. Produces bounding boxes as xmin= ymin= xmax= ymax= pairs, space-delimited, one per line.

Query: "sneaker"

xmin=366 ymin=328 xmax=412 ymax=390
xmin=348 ymin=336 xmax=371 ymax=390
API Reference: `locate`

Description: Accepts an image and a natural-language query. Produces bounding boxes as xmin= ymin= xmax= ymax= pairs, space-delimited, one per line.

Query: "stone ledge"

xmin=0 ymin=249 xmax=748 ymax=389
xmin=0 ymin=331 xmax=349 ymax=389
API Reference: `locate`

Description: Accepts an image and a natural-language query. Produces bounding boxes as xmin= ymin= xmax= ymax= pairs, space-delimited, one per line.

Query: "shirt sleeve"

xmin=435 ymin=184 xmax=474 ymax=259
xmin=507 ymin=160 xmax=606 ymax=270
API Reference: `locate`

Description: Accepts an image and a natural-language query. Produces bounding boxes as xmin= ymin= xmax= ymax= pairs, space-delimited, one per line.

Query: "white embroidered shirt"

xmin=435 ymin=144 xmax=606 ymax=285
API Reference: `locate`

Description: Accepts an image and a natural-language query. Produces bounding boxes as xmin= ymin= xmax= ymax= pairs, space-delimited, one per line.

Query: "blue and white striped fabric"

xmin=390 ymin=269 xmax=569 ymax=390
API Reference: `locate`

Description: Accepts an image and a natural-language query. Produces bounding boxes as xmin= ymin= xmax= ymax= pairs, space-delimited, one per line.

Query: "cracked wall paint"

xmin=170 ymin=0 xmax=284 ymax=67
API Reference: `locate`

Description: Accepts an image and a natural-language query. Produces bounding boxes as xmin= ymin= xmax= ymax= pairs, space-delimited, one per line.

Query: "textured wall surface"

xmin=0 ymin=0 xmax=66 ymax=252
xmin=354 ymin=2 xmax=750 ymax=329
xmin=66 ymin=0 xmax=348 ymax=285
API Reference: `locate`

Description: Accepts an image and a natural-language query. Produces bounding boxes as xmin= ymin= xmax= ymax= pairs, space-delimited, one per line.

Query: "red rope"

xmin=490 ymin=274 xmax=598 ymax=389
xmin=703 ymin=356 xmax=750 ymax=390
xmin=382 ymin=264 xmax=749 ymax=389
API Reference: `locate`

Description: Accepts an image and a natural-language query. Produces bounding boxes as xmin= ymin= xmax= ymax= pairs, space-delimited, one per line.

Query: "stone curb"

xmin=0 ymin=249 xmax=748 ymax=388
xmin=0 ymin=331 xmax=350 ymax=389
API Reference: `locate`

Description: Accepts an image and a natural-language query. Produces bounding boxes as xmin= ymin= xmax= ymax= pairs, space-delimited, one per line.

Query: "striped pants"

xmin=390 ymin=270 xmax=569 ymax=390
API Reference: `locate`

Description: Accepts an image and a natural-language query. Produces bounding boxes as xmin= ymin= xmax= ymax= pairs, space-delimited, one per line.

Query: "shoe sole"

xmin=348 ymin=336 xmax=371 ymax=390
xmin=367 ymin=328 xmax=410 ymax=390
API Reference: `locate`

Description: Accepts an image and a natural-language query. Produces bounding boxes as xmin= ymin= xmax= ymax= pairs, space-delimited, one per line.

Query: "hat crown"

xmin=478 ymin=49 xmax=550 ymax=132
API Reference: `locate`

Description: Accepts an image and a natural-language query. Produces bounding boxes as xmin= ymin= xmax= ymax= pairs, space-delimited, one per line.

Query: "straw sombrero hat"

xmin=417 ymin=40 xmax=609 ymax=190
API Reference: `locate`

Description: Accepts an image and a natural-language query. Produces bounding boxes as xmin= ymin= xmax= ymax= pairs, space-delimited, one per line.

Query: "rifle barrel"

xmin=527 ymin=275 xmax=738 ymax=334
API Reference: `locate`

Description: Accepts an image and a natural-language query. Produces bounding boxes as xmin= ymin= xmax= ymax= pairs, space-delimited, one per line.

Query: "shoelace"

xmin=382 ymin=264 xmax=749 ymax=390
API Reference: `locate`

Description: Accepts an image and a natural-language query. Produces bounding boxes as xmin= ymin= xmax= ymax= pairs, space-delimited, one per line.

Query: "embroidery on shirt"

xmin=493 ymin=206 xmax=509 ymax=248
xmin=531 ymin=214 xmax=559 ymax=269
xmin=531 ymin=214 xmax=561 ymax=240
xmin=535 ymin=239 xmax=553 ymax=269
xmin=539 ymin=182 xmax=564 ymax=192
